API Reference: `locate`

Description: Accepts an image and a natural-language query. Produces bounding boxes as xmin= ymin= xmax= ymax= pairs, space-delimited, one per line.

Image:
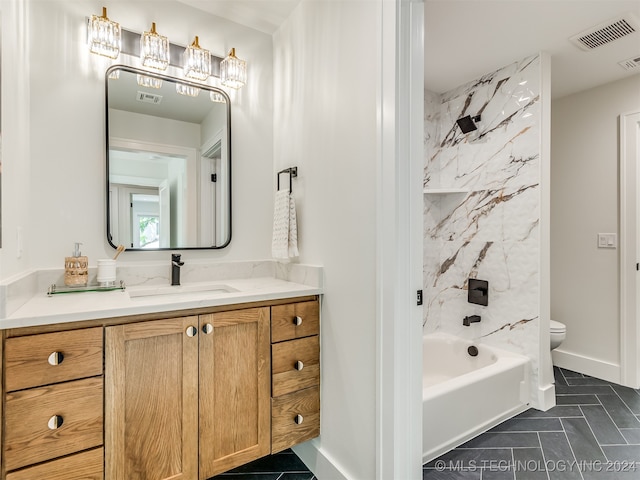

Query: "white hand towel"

xmin=272 ymin=190 xmax=299 ymax=260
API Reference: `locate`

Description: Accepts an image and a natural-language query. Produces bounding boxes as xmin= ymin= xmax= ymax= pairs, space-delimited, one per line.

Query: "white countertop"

xmin=1 ymin=276 xmax=322 ymax=330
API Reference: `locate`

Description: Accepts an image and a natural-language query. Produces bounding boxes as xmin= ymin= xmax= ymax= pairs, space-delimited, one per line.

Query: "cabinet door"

xmin=105 ymin=317 xmax=199 ymax=480
xmin=199 ymin=307 xmax=271 ymax=479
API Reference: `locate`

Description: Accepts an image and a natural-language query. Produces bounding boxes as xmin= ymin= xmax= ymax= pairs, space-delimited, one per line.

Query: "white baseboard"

xmin=535 ymin=382 xmax=556 ymax=411
xmin=552 ymin=349 xmax=621 ymax=384
xmin=293 ymin=440 xmax=350 ymax=480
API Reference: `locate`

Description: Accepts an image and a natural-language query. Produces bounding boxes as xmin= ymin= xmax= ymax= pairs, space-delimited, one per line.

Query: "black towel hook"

xmin=277 ymin=166 xmax=298 ymax=193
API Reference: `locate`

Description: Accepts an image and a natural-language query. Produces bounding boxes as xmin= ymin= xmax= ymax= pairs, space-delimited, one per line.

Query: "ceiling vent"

xmin=618 ymin=55 xmax=640 ymax=71
xmin=136 ymin=91 xmax=163 ymax=104
xmin=570 ymin=13 xmax=639 ymax=51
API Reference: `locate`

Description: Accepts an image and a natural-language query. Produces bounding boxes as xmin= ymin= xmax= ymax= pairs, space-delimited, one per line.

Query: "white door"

xmin=620 ymin=111 xmax=640 ymax=387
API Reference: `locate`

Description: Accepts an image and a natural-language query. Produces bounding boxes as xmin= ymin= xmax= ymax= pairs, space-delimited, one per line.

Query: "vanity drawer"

xmin=6 ymin=447 xmax=104 ymax=480
xmin=271 ymin=301 xmax=319 ymax=343
xmin=271 ymin=386 xmax=320 ymax=453
xmin=272 ymin=336 xmax=320 ymax=397
xmin=4 ymin=376 xmax=104 ymax=471
xmin=4 ymin=327 xmax=103 ymax=392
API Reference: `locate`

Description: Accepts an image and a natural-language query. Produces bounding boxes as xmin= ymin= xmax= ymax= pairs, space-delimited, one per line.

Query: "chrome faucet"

xmin=171 ymin=253 xmax=185 ymax=286
xmin=463 ymin=315 xmax=481 ymax=326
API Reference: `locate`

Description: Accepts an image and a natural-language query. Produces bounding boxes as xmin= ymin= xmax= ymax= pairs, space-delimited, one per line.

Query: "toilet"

xmin=550 ymin=320 xmax=566 ymax=350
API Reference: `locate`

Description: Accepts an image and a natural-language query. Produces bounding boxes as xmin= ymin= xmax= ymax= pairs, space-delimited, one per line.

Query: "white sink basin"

xmin=128 ymin=284 xmax=238 ymax=299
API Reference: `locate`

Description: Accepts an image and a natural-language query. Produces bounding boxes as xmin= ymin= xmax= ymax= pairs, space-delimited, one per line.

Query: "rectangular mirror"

xmin=106 ymin=66 xmax=231 ymax=250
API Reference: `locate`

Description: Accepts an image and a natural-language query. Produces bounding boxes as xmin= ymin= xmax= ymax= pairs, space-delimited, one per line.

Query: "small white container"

xmin=97 ymin=259 xmax=117 ymax=287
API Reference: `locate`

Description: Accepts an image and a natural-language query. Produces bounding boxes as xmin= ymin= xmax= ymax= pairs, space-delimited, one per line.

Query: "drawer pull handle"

xmin=202 ymin=323 xmax=214 ymax=335
xmin=48 ymin=352 xmax=64 ymax=366
xmin=293 ymin=316 xmax=303 ymax=326
xmin=295 ymin=360 xmax=304 ymax=371
xmin=186 ymin=326 xmax=198 ymax=337
xmin=48 ymin=415 xmax=64 ymax=430
xmin=294 ymin=414 xmax=304 ymax=425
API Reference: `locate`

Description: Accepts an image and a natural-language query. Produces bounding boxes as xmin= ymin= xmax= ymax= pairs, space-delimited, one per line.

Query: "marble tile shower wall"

xmin=424 ymin=55 xmax=541 ymax=401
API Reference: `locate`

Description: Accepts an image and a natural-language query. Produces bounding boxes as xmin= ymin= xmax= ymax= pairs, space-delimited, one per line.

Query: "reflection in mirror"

xmin=106 ymin=66 xmax=231 ymax=250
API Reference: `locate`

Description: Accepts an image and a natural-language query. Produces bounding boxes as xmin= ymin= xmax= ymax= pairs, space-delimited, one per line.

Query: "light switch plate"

xmin=597 ymin=233 xmax=617 ymax=249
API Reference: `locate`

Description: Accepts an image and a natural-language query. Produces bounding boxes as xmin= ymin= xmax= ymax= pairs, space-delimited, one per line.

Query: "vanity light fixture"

xmin=220 ymin=48 xmax=247 ymax=89
xmin=140 ymin=22 xmax=170 ymax=71
xmin=176 ymin=83 xmax=200 ymax=97
xmin=183 ymin=36 xmax=212 ymax=81
xmin=87 ymin=13 xmax=248 ymax=91
xmin=210 ymin=91 xmax=226 ymax=103
xmin=137 ymin=74 xmax=162 ymax=89
xmin=87 ymin=7 xmax=121 ymax=59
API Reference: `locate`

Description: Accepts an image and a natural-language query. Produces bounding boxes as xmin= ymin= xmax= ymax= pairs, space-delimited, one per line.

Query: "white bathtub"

xmin=422 ymin=332 xmax=530 ymax=464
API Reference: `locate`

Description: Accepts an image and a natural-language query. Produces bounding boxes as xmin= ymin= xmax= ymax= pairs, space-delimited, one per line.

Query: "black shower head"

xmin=456 ymin=115 xmax=481 ymax=134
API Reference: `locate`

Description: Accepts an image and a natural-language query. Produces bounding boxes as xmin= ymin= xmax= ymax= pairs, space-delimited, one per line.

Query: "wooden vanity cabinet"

xmin=1 ymin=296 xmax=319 ymax=480
xmin=270 ymin=300 xmax=321 ymax=453
xmin=1 ymin=327 xmax=104 ymax=480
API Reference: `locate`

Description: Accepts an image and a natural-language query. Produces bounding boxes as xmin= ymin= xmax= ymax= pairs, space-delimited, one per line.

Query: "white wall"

xmin=273 ymin=1 xmax=379 ymax=478
xmin=1 ymin=0 xmax=31 ymax=279
xmin=1 ymin=0 xmax=274 ymax=279
xmin=551 ymin=74 xmax=640 ymax=379
xmin=2 ymin=1 xmax=423 ymax=477
xmin=109 ymin=109 xmax=201 ymax=149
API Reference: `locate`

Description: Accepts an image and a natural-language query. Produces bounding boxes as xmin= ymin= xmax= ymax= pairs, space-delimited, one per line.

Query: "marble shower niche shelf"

xmin=423 ymin=188 xmax=469 ymax=194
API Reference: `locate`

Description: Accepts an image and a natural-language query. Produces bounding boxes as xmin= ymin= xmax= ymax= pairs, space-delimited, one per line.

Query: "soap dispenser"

xmin=64 ymin=242 xmax=88 ymax=287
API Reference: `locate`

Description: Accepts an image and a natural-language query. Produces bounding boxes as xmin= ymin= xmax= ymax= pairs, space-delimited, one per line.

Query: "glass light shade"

xmin=183 ymin=36 xmax=211 ymax=81
xmin=140 ymin=22 xmax=170 ymax=71
xmin=87 ymin=7 xmax=121 ymax=59
xmin=210 ymin=91 xmax=226 ymax=103
xmin=137 ymin=74 xmax=162 ymax=89
xmin=176 ymin=83 xmax=200 ymax=97
xmin=220 ymin=48 xmax=247 ymax=89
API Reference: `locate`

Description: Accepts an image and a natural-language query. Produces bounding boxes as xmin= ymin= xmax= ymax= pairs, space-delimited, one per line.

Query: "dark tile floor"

xmin=424 ymin=367 xmax=640 ymax=479
xmin=209 ymin=449 xmax=315 ymax=480
xmin=208 ymin=368 xmax=640 ymax=479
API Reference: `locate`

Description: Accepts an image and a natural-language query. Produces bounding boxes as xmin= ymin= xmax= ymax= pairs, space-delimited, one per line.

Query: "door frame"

xmin=619 ymin=110 xmax=640 ymax=387
xmin=375 ymin=0 xmax=424 ymax=478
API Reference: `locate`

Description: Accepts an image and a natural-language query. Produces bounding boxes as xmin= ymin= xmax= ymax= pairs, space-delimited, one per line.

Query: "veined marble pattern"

xmin=424 ymin=89 xmax=442 ymax=189
xmin=426 ymin=55 xmax=540 ymax=192
xmin=424 ymin=55 xmax=541 ymax=404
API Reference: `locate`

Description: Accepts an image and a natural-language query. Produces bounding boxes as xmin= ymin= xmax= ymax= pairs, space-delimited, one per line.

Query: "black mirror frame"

xmin=105 ymin=65 xmax=232 ymax=251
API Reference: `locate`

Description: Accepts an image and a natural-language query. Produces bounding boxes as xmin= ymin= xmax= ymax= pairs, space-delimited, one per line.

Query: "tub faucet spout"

xmin=463 ymin=315 xmax=481 ymax=326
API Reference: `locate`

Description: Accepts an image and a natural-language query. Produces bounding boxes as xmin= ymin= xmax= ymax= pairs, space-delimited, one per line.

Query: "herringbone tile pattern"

xmin=209 ymin=368 xmax=640 ymax=479
xmin=424 ymin=367 xmax=640 ymax=479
